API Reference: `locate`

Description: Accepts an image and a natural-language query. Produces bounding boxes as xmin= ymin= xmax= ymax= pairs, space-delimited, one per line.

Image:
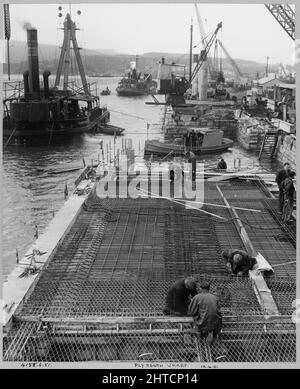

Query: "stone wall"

xmin=236 ymin=112 xmax=296 ymax=170
xmin=274 ymin=133 xmax=296 ymax=171
xmin=236 ymin=115 xmax=266 ymax=151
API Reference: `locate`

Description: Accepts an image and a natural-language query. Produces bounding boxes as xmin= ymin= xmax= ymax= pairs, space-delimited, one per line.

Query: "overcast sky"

xmin=9 ymin=3 xmax=295 ymax=65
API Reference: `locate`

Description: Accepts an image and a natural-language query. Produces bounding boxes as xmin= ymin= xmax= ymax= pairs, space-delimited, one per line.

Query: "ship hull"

xmin=116 ymin=87 xmax=150 ymax=97
xmin=144 ymin=138 xmax=234 ymax=156
xmin=3 ymin=113 xmax=110 ymax=146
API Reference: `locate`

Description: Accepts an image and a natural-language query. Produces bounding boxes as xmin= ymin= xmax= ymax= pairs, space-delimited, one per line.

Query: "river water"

xmin=2 ymin=77 xmax=280 ymax=279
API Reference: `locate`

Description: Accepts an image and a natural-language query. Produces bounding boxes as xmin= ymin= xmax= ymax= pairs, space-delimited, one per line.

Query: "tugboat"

xmin=144 ymin=128 xmax=233 ymax=156
xmin=116 ymin=58 xmax=157 ymax=97
xmin=3 ymin=13 xmax=110 ymax=146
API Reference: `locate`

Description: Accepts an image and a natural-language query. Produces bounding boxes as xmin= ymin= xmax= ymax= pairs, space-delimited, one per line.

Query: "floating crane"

xmin=155 ymin=21 xmax=222 ymax=106
xmin=265 ymin=4 xmax=295 ymax=40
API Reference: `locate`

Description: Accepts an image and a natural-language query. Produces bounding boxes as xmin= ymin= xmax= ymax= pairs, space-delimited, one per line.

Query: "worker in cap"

xmin=163 ymin=276 xmax=198 ymax=316
xmin=221 ymin=249 xmax=256 ymax=276
xmin=188 ymin=281 xmax=222 ymax=346
xmin=217 ymin=158 xmax=227 ymax=170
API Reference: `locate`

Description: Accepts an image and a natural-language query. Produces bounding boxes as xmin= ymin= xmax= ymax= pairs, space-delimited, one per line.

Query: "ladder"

xmin=258 ymin=129 xmax=281 ymax=160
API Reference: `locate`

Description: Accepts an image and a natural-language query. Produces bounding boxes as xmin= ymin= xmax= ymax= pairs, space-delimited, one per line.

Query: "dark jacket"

xmin=282 ymin=177 xmax=295 ymax=199
xmin=188 ymin=292 xmax=222 ymax=333
xmin=225 ymin=249 xmax=256 ymax=275
xmin=217 ymin=160 xmax=227 ymax=170
xmin=164 ymin=279 xmax=198 ymax=315
xmin=276 ymin=169 xmax=289 ymax=187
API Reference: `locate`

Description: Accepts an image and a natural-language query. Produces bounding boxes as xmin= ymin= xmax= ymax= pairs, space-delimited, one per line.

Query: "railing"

xmin=64 ymin=81 xmax=98 ymax=98
xmin=3 ymin=81 xmax=24 ymax=102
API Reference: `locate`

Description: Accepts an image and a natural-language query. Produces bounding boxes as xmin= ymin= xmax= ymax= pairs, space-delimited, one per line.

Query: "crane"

xmin=191 ymin=22 xmax=222 ymax=82
xmin=194 ymin=3 xmax=215 ymax=78
xmin=265 ymin=4 xmax=295 ymax=40
xmin=194 ymin=3 xmax=243 ymax=83
xmin=278 ymin=62 xmax=288 ymax=78
xmin=216 ymin=39 xmax=243 ymax=82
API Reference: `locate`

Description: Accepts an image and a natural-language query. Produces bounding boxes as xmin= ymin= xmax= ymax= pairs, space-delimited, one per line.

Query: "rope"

xmin=271 ymin=261 xmax=296 ymax=268
xmin=109 ymin=109 xmax=156 ymax=123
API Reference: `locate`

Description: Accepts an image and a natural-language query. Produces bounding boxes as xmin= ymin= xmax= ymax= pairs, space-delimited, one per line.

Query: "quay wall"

xmin=236 ymin=115 xmax=266 ymax=151
xmin=236 ymin=111 xmax=296 ymax=169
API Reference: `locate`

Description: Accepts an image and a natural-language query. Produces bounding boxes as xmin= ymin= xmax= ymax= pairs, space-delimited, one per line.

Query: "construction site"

xmin=2 ymin=3 xmax=297 ymax=366
xmin=3 ymin=159 xmax=296 ymax=363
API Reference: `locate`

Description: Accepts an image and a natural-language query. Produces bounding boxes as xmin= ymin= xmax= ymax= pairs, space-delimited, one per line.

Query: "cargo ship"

xmin=116 ymin=59 xmax=157 ymax=96
xmin=3 ymin=13 xmax=110 ymax=146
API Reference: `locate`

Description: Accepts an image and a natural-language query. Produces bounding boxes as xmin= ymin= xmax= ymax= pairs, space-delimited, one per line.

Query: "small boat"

xmin=144 ymin=129 xmax=233 ymax=156
xmin=100 ymin=88 xmax=111 ymax=96
xmin=97 ymin=124 xmax=125 ymax=136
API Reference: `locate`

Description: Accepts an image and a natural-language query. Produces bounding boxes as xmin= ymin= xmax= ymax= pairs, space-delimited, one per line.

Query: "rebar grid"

xmin=3 ymin=320 xmax=296 ymax=362
xmin=5 ymin=178 xmax=296 ymax=362
xmin=265 ymin=277 xmax=296 ymax=316
xmin=15 ymin=275 xmax=263 ymax=320
xmin=227 ymin=198 xmax=296 ymax=278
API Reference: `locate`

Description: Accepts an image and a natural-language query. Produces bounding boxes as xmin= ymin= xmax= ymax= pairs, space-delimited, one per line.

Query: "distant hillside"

xmin=4 ymin=41 xmax=294 ymax=78
xmin=7 ymin=40 xmax=107 ymax=63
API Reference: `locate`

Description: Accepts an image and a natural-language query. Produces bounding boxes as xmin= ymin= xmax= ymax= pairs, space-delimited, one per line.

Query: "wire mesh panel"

xmin=3 ymin=319 xmax=296 ymax=362
xmin=4 ymin=178 xmax=296 ymax=363
xmin=265 ymin=277 xmax=296 ymax=315
xmin=16 ymin=275 xmax=263 ymax=320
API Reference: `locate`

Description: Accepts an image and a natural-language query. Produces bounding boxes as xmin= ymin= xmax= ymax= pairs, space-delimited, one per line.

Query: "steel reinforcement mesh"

xmin=15 ymin=274 xmax=263 ymax=320
xmin=4 ymin=178 xmax=296 ymax=362
xmin=3 ymin=319 xmax=296 ymax=362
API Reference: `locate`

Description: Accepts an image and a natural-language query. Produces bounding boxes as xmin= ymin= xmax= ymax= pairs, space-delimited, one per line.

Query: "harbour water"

xmin=2 ymin=76 xmax=281 ymax=280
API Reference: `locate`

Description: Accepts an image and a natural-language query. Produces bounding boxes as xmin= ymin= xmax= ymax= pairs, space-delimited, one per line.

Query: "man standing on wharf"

xmin=275 ymin=162 xmax=291 ymax=213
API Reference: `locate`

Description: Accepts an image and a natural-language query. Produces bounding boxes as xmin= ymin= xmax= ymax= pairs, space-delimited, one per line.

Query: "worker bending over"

xmin=221 ymin=249 xmax=256 ymax=276
xmin=163 ymin=277 xmax=198 ymax=316
xmin=217 ymin=158 xmax=227 ymax=170
xmin=188 ymin=281 xmax=222 ymax=345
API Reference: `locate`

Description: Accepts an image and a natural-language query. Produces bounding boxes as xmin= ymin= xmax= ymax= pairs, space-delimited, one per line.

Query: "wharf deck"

xmin=3 ymin=175 xmax=296 ymax=363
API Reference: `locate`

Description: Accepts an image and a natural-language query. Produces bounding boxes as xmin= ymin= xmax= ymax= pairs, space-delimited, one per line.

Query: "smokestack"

xmin=23 ymin=70 xmax=29 ymax=96
xmin=27 ymin=28 xmax=40 ymax=97
xmin=43 ymin=70 xmax=51 ymax=99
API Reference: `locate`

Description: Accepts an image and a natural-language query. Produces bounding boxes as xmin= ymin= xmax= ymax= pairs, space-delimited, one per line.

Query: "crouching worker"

xmin=221 ymin=249 xmax=256 ymax=276
xmin=163 ymin=277 xmax=197 ymax=316
xmin=188 ymin=281 xmax=222 ymax=345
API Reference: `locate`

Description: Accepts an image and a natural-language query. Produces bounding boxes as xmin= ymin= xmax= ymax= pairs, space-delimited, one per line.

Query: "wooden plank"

xmin=15 ymin=314 xmax=292 ymax=326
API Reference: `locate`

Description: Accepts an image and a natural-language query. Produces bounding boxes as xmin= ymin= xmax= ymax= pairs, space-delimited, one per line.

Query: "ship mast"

xmin=55 ymin=12 xmax=90 ymax=95
xmin=4 ymin=4 xmax=11 ymax=80
xmin=189 ymin=19 xmax=193 ymax=84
